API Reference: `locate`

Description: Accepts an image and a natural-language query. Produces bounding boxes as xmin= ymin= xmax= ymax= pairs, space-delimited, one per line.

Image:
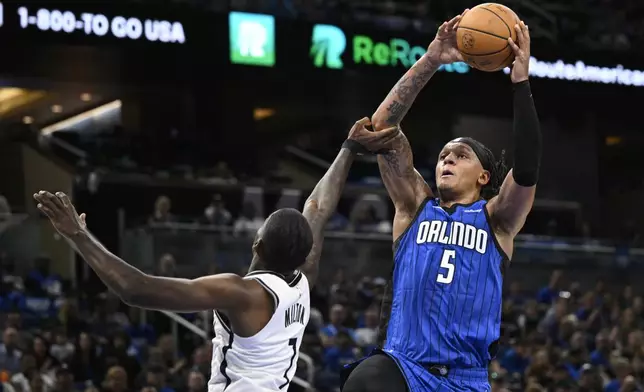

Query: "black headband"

xmin=451 ymin=137 xmax=495 ymax=173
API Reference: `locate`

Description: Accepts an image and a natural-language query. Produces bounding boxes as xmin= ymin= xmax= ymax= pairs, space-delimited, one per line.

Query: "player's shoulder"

xmin=245 ymin=270 xmax=308 ymax=294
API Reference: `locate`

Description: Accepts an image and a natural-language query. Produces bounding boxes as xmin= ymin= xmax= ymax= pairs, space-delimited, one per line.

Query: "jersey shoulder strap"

xmin=244 ymin=270 xmax=308 ymax=310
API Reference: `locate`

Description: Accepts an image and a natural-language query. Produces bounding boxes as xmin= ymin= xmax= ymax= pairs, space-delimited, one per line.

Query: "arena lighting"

xmin=503 ymin=56 xmax=644 ymax=87
xmin=80 ymin=93 xmax=92 ymax=102
xmin=22 ymin=116 xmax=34 ymax=124
xmin=40 ymin=99 xmax=121 ymax=135
xmin=51 ymin=104 xmax=63 ymax=113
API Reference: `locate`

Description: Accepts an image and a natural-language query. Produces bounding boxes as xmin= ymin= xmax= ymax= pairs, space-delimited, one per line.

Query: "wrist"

xmin=513 ymin=80 xmax=531 ymax=93
xmin=341 ymin=140 xmax=363 ymax=156
xmin=68 ymin=228 xmax=89 ymax=241
xmin=421 ymin=50 xmax=442 ymax=67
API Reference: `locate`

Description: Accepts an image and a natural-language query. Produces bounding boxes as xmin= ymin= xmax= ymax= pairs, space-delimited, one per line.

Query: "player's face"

xmin=435 ymin=142 xmax=489 ymax=197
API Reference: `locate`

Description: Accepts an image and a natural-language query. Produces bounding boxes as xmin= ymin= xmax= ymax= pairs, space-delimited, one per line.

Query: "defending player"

xmin=342 ymin=14 xmax=541 ymax=392
xmin=33 ymin=118 xmax=399 ymax=392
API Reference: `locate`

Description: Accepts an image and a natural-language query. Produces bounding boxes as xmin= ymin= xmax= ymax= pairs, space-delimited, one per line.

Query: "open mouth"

xmin=441 ymin=170 xmax=454 ymax=177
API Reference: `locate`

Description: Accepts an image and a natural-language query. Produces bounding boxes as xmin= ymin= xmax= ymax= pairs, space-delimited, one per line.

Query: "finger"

xmin=377 ymin=129 xmax=401 ymax=146
xmin=56 ymin=192 xmax=73 ymax=209
xmin=453 ymin=8 xmax=469 ymax=29
xmin=40 ymin=191 xmax=64 ymax=212
xmin=436 ymin=21 xmax=447 ymax=35
xmin=445 ymin=13 xmax=463 ymax=30
xmin=374 ymin=126 xmax=400 ymax=141
xmin=355 ymin=117 xmax=371 ymax=127
xmin=80 ymin=213 xmax=87 ymax=226
xmin=37 ymin=203 xmax=55 ymax=219
xmin=514 ymin=24 xmax=524 ymax=49
xmin=523 ymin=23 xmax=530 ymax=45
xmin=507 ymin=37 xmax=520 ymax=55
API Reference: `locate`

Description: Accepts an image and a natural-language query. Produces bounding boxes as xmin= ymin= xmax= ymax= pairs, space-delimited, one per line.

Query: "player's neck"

xmin=248 ymin=257 xmax=293 ymax=277
xmin=438 ymin=190 xmax=481 ymax=208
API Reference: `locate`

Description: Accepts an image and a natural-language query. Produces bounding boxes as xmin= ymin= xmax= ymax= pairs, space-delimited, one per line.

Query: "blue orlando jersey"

xmin=383 ymin=198 xmax=508 ymax=368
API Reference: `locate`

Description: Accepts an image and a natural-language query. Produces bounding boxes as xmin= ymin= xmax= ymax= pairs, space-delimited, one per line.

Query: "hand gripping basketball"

xmin=426 ymin=9 xmax=469 ymax=65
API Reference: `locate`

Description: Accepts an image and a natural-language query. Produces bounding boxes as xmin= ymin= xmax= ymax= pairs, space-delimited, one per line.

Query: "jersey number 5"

xmin=437 ymin=249 xmax=456 ymax=284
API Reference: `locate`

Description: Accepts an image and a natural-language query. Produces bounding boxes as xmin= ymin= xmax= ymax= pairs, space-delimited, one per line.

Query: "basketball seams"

xmin=459 ymin=44 xmax=510 ymax=57
xmin=479 ymin=6 xmax=512 ymax=36
xmin=457 ymin=26 xmax=509 ymax=42
xmin=456 ymin=3 xmax=519 ymax=71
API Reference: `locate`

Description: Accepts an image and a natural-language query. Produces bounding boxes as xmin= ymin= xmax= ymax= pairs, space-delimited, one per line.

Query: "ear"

xmin=478 ymin=170 xmax=491 ymax=187
xmin=252 ymin=238 xmax=263 ymax=257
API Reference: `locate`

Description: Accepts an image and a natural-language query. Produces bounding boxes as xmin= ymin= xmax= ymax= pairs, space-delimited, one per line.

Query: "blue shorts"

xmin=342 ymin=349 xmax=490 ymax=392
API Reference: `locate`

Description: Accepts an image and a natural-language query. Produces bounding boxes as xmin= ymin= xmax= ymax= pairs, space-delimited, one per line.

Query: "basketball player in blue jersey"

xmin=342 ymin=13 xmax=541 ymax=392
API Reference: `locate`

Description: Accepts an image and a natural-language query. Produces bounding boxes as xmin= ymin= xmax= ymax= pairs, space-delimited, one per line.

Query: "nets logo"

xmin=310 ymin=24 xmax=346 ymax=69
xmin=229 ymin=12 xmax=275 ymax=67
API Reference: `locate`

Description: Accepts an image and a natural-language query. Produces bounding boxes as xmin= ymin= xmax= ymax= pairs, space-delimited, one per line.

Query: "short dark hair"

xmin=259 ymin=208 xmax=313 ymax=272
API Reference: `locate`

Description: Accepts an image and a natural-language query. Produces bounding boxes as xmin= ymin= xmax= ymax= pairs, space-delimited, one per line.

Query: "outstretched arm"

xmin=300 ymin=118 xmax=399 ymax=287
xmin=371 ymin=13 xmax=467 ymax=239
xmin=373 ymin=54 xmax=438 ymax=240
xmin=34 ymin=192 xmax=255 ymax=313
xmin=488 ymin=22 xmax=541 ymax=237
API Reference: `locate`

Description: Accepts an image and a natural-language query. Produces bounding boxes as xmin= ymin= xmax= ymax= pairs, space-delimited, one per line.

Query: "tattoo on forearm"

xmin=386 ymin=101 xmax=406 ymax=124
xmin=379 ymin=134 xmax=415 ymax=179
xmin=384 ymin=59 xmax=439 ymax=126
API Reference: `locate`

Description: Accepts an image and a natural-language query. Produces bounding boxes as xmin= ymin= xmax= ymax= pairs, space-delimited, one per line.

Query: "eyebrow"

xmin=439 ymin=144 xmax=472 ymax=156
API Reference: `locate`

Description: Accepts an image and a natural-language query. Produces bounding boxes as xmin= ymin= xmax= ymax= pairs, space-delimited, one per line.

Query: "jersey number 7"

xmin=437 ymin=249 xmax=456 ymax=284
xmin=278 ymin=338 xmax=298 ymax=389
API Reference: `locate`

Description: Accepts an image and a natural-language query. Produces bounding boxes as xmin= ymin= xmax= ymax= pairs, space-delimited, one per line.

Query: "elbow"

xmin=117 ymin=275 xmax=154 ymax=307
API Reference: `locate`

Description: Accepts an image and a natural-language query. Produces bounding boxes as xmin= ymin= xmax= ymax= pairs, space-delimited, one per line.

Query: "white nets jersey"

xmin=208 ymin=270 xmax=310 ymax=392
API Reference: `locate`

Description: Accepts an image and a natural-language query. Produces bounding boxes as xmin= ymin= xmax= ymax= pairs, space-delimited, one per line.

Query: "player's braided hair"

xmin=481 ymin=149 xmax=509 ymax=200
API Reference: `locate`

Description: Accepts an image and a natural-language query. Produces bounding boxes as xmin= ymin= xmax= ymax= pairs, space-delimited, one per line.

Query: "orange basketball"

xmin=456 ymin=3 xmax=519 ymax=72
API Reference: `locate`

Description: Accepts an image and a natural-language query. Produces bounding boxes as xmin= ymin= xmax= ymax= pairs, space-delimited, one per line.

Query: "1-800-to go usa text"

xmin=17 ymin=6 xmax=185 ymax=43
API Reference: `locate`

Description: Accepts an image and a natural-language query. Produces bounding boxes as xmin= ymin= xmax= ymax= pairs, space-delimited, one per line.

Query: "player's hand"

xmin=426 ymin=9 xmax=468 ymax=65
xmin=347 ymin=117 xmax=400 ymax=154
xmin=508 ymin=21 xmax=530 ymax=83
xmin=33 ymin=191 xmax=87 ymax=238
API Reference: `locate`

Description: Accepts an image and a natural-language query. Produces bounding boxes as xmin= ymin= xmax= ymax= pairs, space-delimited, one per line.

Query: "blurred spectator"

xmin=185 ymin=370 xmax=205 ymax=392
xmin=319 ymin=304 xmax=354 ymax=348
xmin=232 ymin=202 xmax=264 ymax=237
xmin=202 ymin=194 xmax=231 ymax=226
xmin=350 ymin=205 xmax=391 ymax=234
xmin=102 ymin=366 xmax=128 ymax=392
xmin=26 ymin=256 xmax=62 ymax=298
xmin=0 ymin=327 xmax=22 ymax=375
xmin=354 ymin=306 xmax=379 ymax=349
xmin=50 ymin=330 xmax=74 ymax=363
xmin=149 ymin=196 xmax=174 ymax=225
xmin=52 ymin=364 xmax=74 ymax=392
xmin=32 ymin=335 xmax=58 ymax=373
xmin=0 ymin=194 xmax=11 ymax=220
xmin=156 ymin=255 xmax=176 ymax=278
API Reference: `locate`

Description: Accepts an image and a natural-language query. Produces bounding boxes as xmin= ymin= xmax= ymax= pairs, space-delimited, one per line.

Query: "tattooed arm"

xmin=372 ymin=53 xmax=438 ymax=241
xmin=372 ymin=12 xmax=466 ymax=241
xmin=301 ymin=118 xmax=398 ymax=287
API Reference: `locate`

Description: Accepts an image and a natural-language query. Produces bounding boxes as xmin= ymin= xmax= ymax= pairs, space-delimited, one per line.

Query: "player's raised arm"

xmin=487 ymin=21 xmax=542 ymax=237
xmin=370 ymin=11 xmax=467 ymax=240
xmin=34 ymin=191 xmax=256 ymax=313
xmin=300 ymin=118 xmax=399 ymax=287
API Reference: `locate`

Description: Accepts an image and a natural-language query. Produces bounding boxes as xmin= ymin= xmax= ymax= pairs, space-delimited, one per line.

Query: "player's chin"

xmin=437 ymin=181 xmax=455 ymax=193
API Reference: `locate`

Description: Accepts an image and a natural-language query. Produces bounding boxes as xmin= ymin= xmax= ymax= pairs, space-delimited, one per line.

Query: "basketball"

xmin=456 ymin=3 xmax=520 ymax=72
